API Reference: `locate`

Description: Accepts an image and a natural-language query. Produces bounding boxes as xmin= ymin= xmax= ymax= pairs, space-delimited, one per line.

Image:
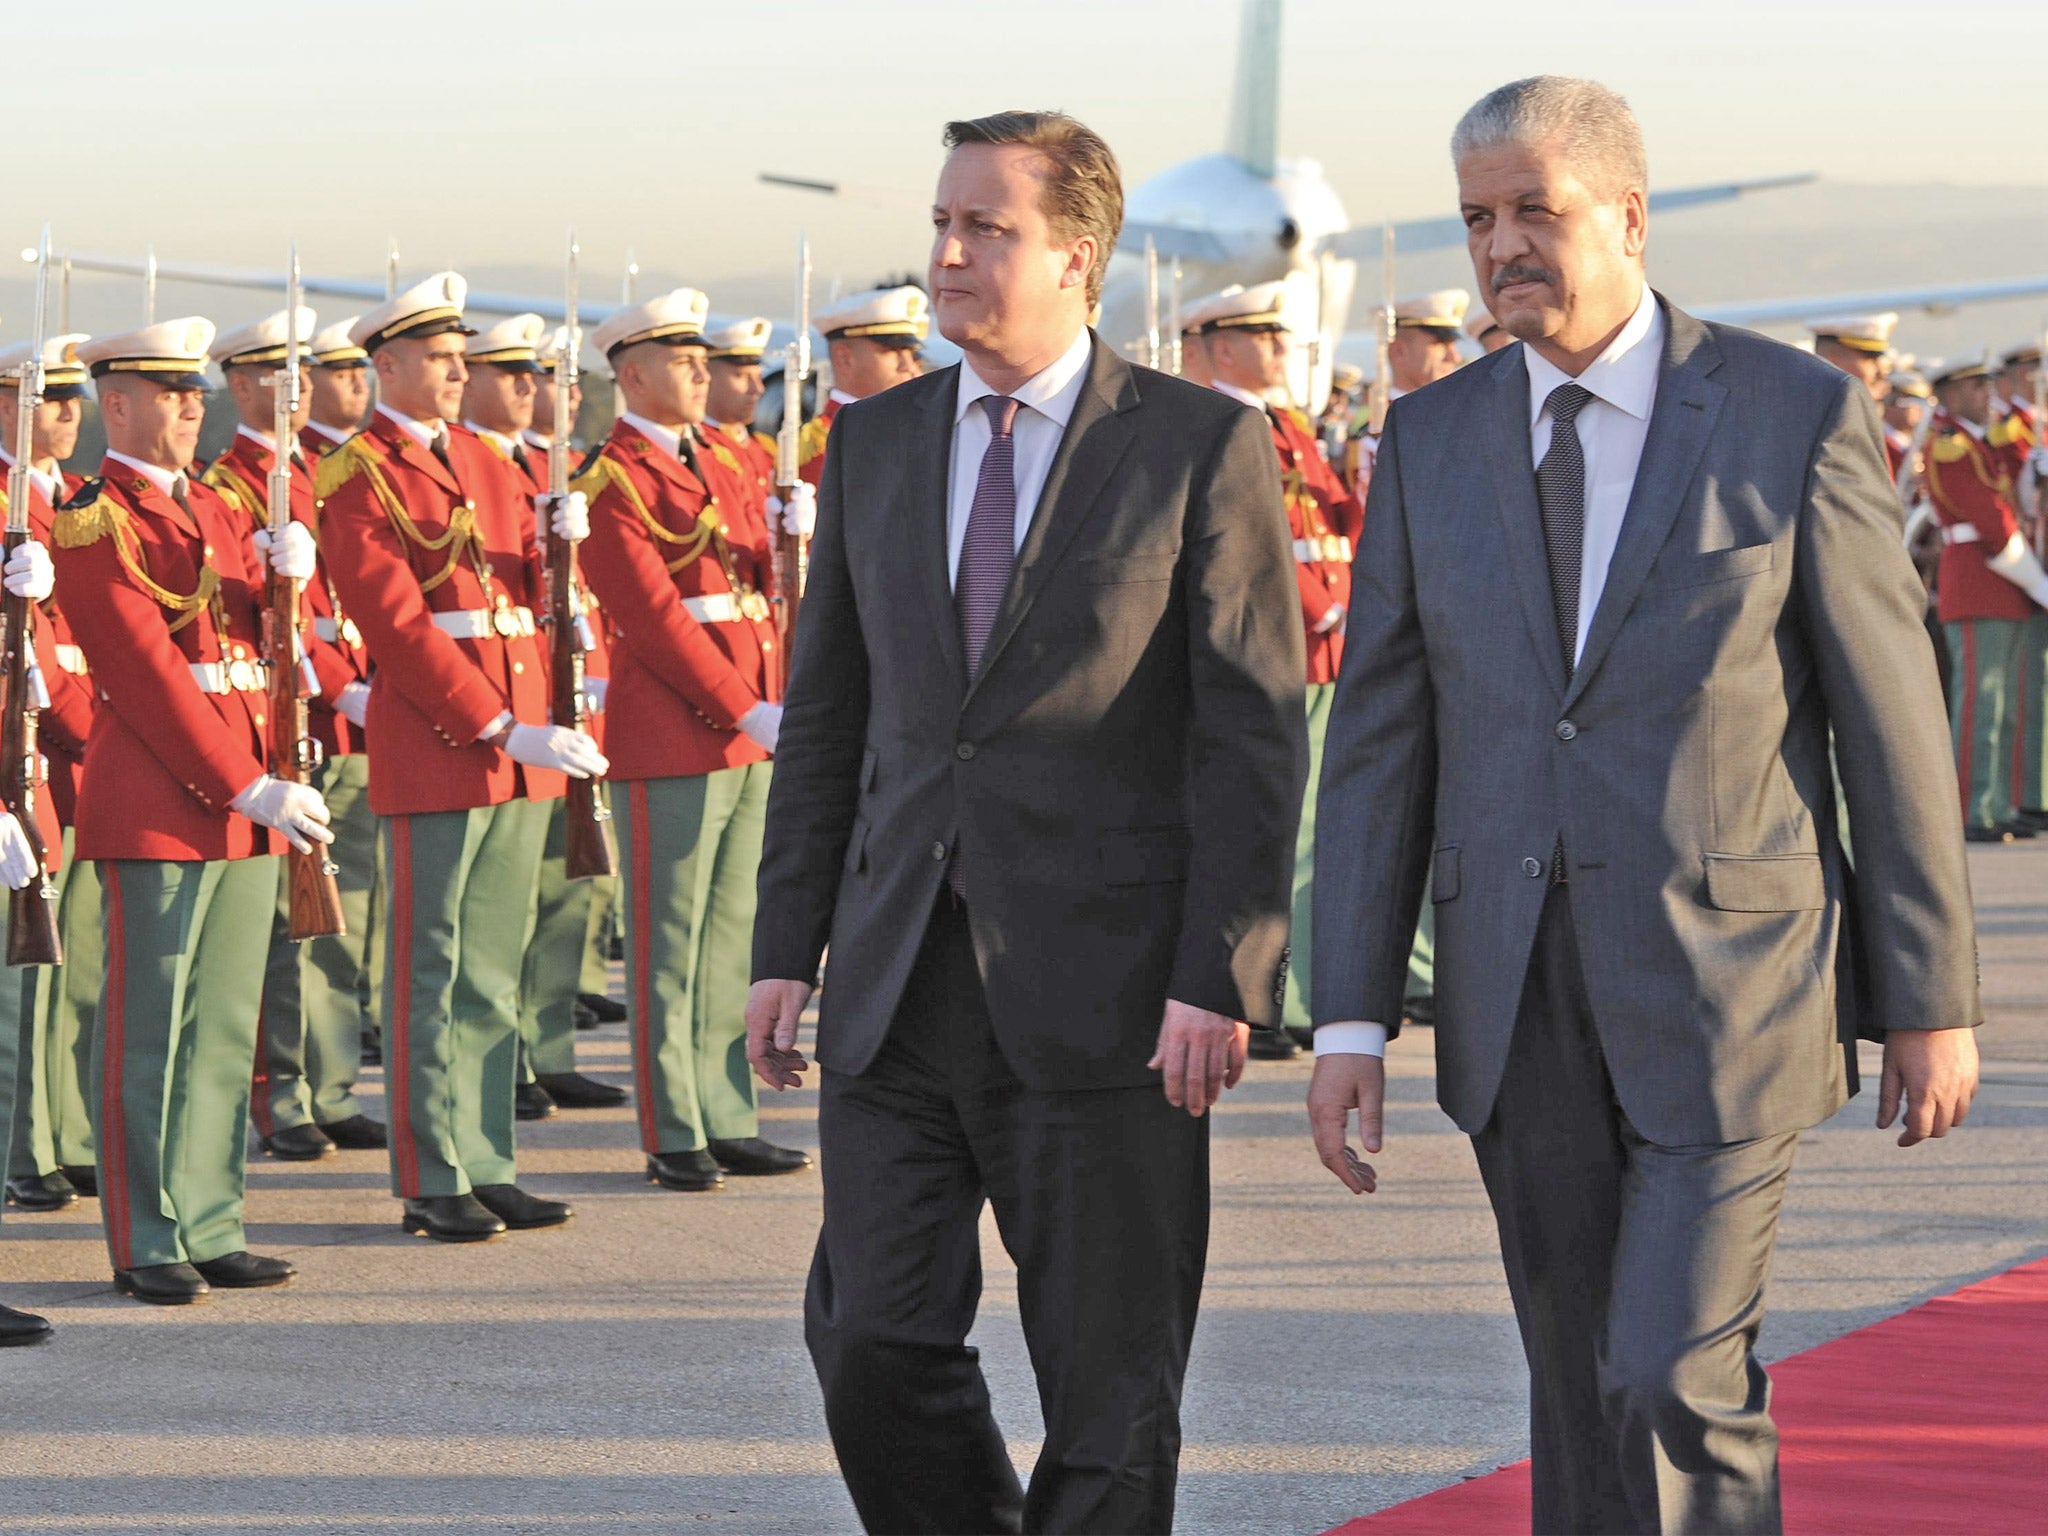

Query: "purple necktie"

xmin=957 ymin=394 xmax=1021 ymax=678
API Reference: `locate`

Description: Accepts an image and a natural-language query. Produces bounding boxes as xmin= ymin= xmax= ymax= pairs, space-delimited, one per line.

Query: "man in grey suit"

xmin=747 ymin=110 xmax=1306 ymax=1534
xmin=1308 ymin=77 xmax=1981 ymax=1534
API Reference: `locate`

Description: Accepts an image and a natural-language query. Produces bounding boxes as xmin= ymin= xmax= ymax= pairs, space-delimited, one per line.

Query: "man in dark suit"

xmin=1308 ymin=77 xmax=1981 ymax=1534
xmin=747 ymin=110 xmax=1306 ymax=1535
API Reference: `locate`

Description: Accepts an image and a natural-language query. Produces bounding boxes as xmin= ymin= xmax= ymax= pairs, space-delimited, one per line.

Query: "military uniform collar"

xmin=305 ymin=418 xmax=352 ymax=446
xmin=1209 ymin=379 xmax=1269 ymax=413
xmin=620 ymin=411 xmax=686 ymax=465
xmin=375 ymin=401 xmax=442 ymax=451
xmin=105 ymin=449 xmax=182 ymax=499
xmin=464 ymin=422 xmax=523 ymax=460
xmin=0 ymin=448 xmax=56 ymax=505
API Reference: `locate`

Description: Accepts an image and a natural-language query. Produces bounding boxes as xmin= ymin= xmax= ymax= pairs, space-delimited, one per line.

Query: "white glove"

xmin=3 ymin=540 xmax=54 ymax=603
xmin=538 ymin=490 xmax=590 ymax=542
xmin=0 ymin=813 xmax=38 ymax=890
xmin=583 ymin=676 xmax=608 ymax=715
xmin=1314 ymin=603 xmax=1346 ymax=635
xmin=504 ymin=722 xmax=609 ymax=779
xmin=766 ymin=482 xmax=817 ymax=539
xmin=254 ymin=522 xmax=318 ymax=582
xmin=2031 ymin=445 xmax=2048 ymax=478
xmin=336 ymin=680 xmax=370 ymax=728
xmin=737 ymin=701 xmax=782 ymax=754
xmin=232 ymin=773 xmax=335 ymax=854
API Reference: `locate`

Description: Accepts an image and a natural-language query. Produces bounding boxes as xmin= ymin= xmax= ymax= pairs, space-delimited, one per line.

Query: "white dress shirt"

xmin=376 ymin=401 xmax=443 ymax=451
xmin=1316 ymin=284 xmax=1664 ymax=1060
xmin=0 ymin=449 xmax=58 ymax=507
xmin=305 ymin=418 xmax=352 ymax=447
xmin=104 ymin=450 xmax=182 ymax=499
xmin=947 ymin=326 xmax=1094 ymax=588
xmin=620 ymin=411 xmax=686 ymax=465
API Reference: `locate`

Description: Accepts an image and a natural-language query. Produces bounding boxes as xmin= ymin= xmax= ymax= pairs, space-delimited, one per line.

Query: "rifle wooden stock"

xmin=266 ymin=567 xmax=346 ymax=940
xmin=1 ymin=529 xmax=59 ymax=967
xmin=548 ymin=528 xmax=617 ymax=881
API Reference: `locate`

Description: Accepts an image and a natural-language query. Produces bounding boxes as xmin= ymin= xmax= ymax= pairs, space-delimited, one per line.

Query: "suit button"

xmin=931 ymin=841 xmax=949 ymax=862
xmin=512 ymin=662 xmax=524 ymax=675
xmin=1555 ymin=720 xmax=1577 ymax=741
xmin=955 ymin=742 xmax=976 ymax=761
xmin=1522 ymin=857 xmax=1543 ymax=878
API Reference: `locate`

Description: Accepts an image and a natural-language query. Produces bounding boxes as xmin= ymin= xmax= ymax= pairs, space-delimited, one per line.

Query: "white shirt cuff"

xmin=1313 ymin=1021 xmax=1389 ymax=1057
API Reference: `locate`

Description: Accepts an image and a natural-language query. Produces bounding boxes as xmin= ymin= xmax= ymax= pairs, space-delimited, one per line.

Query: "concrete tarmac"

xmin=2 ymin=842 xmax=2044 ymax=1535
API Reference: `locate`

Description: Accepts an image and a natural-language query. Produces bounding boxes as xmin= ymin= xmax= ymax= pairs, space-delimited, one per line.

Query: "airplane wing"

xmin=1691 ymin=274 xmax=2048 ymax=328
xmin=1115 ymin=221 xmax=1239 ymax=265
xmin=1324 ymin=173 xmax=1818 ymax=261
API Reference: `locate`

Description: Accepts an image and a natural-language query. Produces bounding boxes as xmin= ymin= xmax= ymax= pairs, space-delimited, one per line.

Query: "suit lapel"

xmin=1563 ymin=300 xmax=1726 ymax=711
xmin=966 ymin=338 xmax=1137 ymax=698
xmin=905 ymin=369 xmax=965 ymax=690
xmin=1484 ymin=348 xmax=1570 ymax=701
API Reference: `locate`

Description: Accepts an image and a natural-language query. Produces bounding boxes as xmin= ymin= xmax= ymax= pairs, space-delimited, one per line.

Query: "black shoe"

xmin=707 ymin=1137 xmax=812 ymax=1176
xmin=1966 ymin=824 xmax=2019 ymax=843
xmin=0 ymin=1304 xmax=53 ymax=1346
xmin=319 ymin=1113 xmax=388 ymax=1151
xmin=6 ymin=1170 xmax=79 ymax=1212
xmin=2000 ymin=820 xmax=2039 ymax=839
xmin=1284 ymin=1024 xmax=1315 ymax=1051
xmin=360 ymin=1035 xmax=383 ymax=1067
xmin=114 ymin=1263 xmax=210 ymax=1305
xmin=534 ymin=1071 xmax=628 ymax=1109
xmin=576 ymin=991 xmax=627 ymax=1024
xmin=647 ymin=1149 xmax=725 ymax=1192
xmin=515 ymin=1082 xmax=558 ymax=1121
xmin=2015 ymin=807 xmax=2048 ymax=831
xmin=193 ymin=1250 xmax=296 ymax=1289
xmin=573 ymin=1003 xmax=599 ymax=1031
xmin=1247 ymin=1028 xmax=1300 ymax=1060
xmin=470 ymin=1183 xmax=573 ymax=1230
xmin=59 ymin=1164 xmax=97 ymax=1198
xmin=402 ymin=1193 xmax=506 ymax=1243
xmin=606 ymin=931 xmax=624 ymax=961
xmin=263 ymin=1122 xmax=336 ymax=1161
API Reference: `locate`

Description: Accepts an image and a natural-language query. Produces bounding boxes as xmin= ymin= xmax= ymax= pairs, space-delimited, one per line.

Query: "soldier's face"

xmin=462 ymin=363 xmax=537 ymax=436
xmin=376 ymin=335 xmax=468 ymax=423
xmin=1208 ymin=328 xmax=1288 ymax=392
xmin=1458 ymin=137 xmax=1647 ymax=361
xmin=227 ymin=365 xmax=313 ymax=436
xmin=1816 ymin=341 xmax=1887 ymax=401
xmin=311 ymin=363 xmax=370 ymax=428
xmin=1886 ymin=396 xmax=1925 ymax=432
xmin=1388 ymin=329 xmax=1461 ymax=391
xmin=707 ymin=359 xmax=765 ymax=424
xmin=831 ymin=337 xmax=920 ymax=399
xmin=618 ymin=343 xmax=709 ymax=426
xmin=98 ymin=378 xmax=205 ymax=470
xmin=36 ymin=396 xmax=80 ymax=462
xmin=930 ymin=142 xmax=1095 ymax=356
xmin=1940 ymin=376 xmax=1992 ymax=425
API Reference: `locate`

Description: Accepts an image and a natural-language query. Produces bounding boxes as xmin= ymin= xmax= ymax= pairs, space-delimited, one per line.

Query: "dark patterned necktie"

xmin=956 ymin=394 xmax=1020 ymax=678
xmin=1536 ymin=381 xmax=1593 ymax=671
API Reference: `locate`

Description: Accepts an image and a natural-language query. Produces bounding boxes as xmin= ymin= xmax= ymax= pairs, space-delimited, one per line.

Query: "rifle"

xmin=1366 ymin=220 xmax=1395 ymax=437
xmin=2 ymin=227 xmax=60 ymax=965
xmin=1142 ymin=236 xmax=1160 ymax=370
xmin=547 ymin=228 xmax=617 ymax=882
xmin=1167 ymin=259 xmax=1184 ymax=377
xmin=771 ymin=232 xmax=813 ymax=681
xmin=265 ymin=245 xmax=346 ymax=939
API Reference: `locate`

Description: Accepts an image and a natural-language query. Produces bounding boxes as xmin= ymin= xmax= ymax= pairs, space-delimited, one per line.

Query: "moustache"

xmin=1492 ymin=266 xmax=1553 ymax=293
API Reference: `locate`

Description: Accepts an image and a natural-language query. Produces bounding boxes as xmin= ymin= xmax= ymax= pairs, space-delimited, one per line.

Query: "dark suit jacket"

xmin=752 ymin=334 xmax=1308 ymax=1091
xmin=1312 ymin=297 xmax=1979 ymax=1147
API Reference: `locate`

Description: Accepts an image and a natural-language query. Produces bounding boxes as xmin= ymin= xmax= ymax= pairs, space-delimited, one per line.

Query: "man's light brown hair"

xmin=941 ymin=111 xmax=1123 ymax=308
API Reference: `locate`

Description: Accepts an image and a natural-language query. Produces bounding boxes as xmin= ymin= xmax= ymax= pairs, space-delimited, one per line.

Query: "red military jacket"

xmin=203 ymin=429 xmax=373 ymax=759
xmin=1270 ymin=405 xmax=1364 ymax=685
xmin=300 ymin=421 xmax=355 ymax=460
xmin=51 ymin=462 xmax=282 ymax=862
xmin=316 ymin=411 xmax=564 ymax=816
xmin=1927 ymin=410 xmax=2035 ymax=623
xmin=4 ymin=461 xmax=95 ymax=834
xmin=796 ymin=396 xmax=843 ymax=487
xmin=575 ymin=418 xmax=779 ymax=781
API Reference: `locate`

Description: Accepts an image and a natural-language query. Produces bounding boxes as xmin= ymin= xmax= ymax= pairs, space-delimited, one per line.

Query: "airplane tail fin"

xmin=1225 ymin=0 xmax=1281 ymax=178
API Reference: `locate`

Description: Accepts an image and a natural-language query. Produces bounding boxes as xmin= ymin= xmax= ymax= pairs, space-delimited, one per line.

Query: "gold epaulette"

xmin=797 ymin=415 xmax=831 ymax=465
xmin=314 ymin=433 xmax=382 ymax=502
xmin=1988 ymin=414 xmax=2034 ymax=451
xmin=569 ymin=448 xmax=623 ymax=505
xmin=53 ymin=480 xmax=217 ymax=630
xmin=200 ymin=460 xmax=266 ymax=526
xmin=1931 ymin=432 xmax=1971 ymax=465
xmin=54 ymin=483 xmax=119 ymax=548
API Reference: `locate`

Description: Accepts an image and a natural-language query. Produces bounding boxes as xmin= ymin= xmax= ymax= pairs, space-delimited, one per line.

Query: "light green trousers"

xmin=517 ymin=790 xmax=617 ymax=1081
xmin=7 ymin=837 xmax=100 ymax=1180
xmin=1948 ymin=617 xmax=2025 ymax=830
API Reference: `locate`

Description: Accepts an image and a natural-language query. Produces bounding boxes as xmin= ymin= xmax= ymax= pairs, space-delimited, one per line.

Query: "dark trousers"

xmin=806 ymin=898 xmax=1209 ymax=1535
xmin=1473 ymin=888 xmax=1795 ymax=1536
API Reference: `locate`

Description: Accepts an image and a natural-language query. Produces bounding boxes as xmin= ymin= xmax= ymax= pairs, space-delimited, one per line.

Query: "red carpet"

xmin=1327 ymin=1255 xmax=2048 ymax=1536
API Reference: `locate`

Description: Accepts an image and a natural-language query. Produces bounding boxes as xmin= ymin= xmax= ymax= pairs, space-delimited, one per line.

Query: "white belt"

xmin=1294 ymin=536 xmax=1353 ymax=564
xmin=1941 ymin=523 xmax=1982 ymax=546
xmin=190 ymin=659 xmax=266 ymax=695
xmin=430 ymin=605 xmax=536 ymax=640
xmin=682 ymin=593 xmax=740 ymax=624
xmin=313 ymin=615 xmax=365 ymax=646
xmin=53 ymin=643 xmax=88 ymax=676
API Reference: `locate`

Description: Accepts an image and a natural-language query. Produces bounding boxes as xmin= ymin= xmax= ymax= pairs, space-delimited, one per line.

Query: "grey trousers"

xmin=1473 ymin=888 xmax=1794 ymax=1536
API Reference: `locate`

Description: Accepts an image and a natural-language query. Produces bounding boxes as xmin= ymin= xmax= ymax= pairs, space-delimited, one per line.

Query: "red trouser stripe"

xmin=388 ymin=818 xmax=420 ymax=1197
xmin=249 ymin=994 xmax=276 ymax=1140
xmin=99 ymin=867 xmax=132 ymax=1272
xmin=1959 ymin=622 xmax=1979 ymax=819
xmin=629 ymin=780 xmax=658 ymax=1155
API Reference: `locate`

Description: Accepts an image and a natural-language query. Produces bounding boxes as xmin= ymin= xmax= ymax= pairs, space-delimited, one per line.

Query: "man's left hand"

xmin=1148 ymin=1000 xmax=1249 ymax=1117
xmin=1878 ymin=1026 xmax=1979 ymax=1147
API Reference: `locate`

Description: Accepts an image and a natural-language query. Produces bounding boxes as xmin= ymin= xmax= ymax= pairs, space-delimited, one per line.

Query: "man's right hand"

xmin=504 ymin=723 xmax=609 ymax=779
xmin=232 ymin=774 xmax=335 ymax=854
xmin=746 ymin=979 xmax=813 ymax=1089
xmin=1307 ymin=1051 xmax=1384 ymax=1195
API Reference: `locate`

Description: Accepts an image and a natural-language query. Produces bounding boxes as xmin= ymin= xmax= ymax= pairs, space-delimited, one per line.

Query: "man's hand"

xmin=1878 ymin=1027 xmax=1979 ymax=1147
xmin=746 ymin=979 xmax=813 ymax=1089
xmin=231 ymin=773 xmax=335 ymax=854
xmin=1147 ymin=1000 xmax=1249 ymax=1117
xmin=503 ymin=722 xmax=609 ymax=779
xmin=1308 ymin=1052 xmax=1384 ymax=1194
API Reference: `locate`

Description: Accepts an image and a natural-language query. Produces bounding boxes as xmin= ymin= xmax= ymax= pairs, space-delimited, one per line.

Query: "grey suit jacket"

xmin=753 ymin=335 xmax=1307 ymax=1092
xmin=1312 ymin=297 xmax=1979 ymax=1147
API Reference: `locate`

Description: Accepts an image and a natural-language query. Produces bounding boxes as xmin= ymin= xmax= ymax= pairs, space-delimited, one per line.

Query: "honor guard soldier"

xmin=1808 ymin=312 xmax=1896 ymax=406
xmin=203 ymin=309 xmax=386 ymax=1162
xmin=799 ymin=285 xmax=928 ymax=485
xmin=1924 ymin=355 xmax=2048 ymax=841
xmin=317 ymin=274 xmax=606 ymax=1243
xmin=1347 ymin=289 xmax=1470 ymax=489
xmin=301 ymin=318 xmax=370 ymax=458
xmin=1187 ymin=283 xmax=1363 ymax=1059
xmin=1991 ymin=343 xmax=2048 ymax=823
xmin=703 ymin=316 xmax=818 ymax=579
xmin=575 ymin=289 xmax=809 ymax=1191
xmin=461 ymin=314 xmax=625 ymax=1117
xmin=55 ymin=318 xmax=332 ymax=1304
xmin=1886 ymin=368 xmax=1935 ymax=493
xmin=0 ymin=334 xmax=100 ymax=1223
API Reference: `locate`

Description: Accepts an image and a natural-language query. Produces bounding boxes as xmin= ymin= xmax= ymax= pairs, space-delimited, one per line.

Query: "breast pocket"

xmin=1647 ymin=542 xmax=1776 ymax=592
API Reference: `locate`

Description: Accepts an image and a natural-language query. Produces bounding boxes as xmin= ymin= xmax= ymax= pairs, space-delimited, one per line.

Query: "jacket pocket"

xmin=1432 ymin=845 xmax=1461 ymax=902
xmin=1649 ymin=542 xmax=1775 ymax=591
xmin=1099 ymin=825 xmax=1192 ymax=885
xmin=1703 ymin=852 xmax=1824 ymax=912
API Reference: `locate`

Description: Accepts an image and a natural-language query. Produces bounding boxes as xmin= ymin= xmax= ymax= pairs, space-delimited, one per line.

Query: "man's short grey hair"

xmin=1450 ymin=76 xmax=1648 ymax=199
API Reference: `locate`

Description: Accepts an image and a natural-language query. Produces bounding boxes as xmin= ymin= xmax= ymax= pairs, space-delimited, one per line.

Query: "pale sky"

xmin=8 ymin=0 xmax=2048 ymax=319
